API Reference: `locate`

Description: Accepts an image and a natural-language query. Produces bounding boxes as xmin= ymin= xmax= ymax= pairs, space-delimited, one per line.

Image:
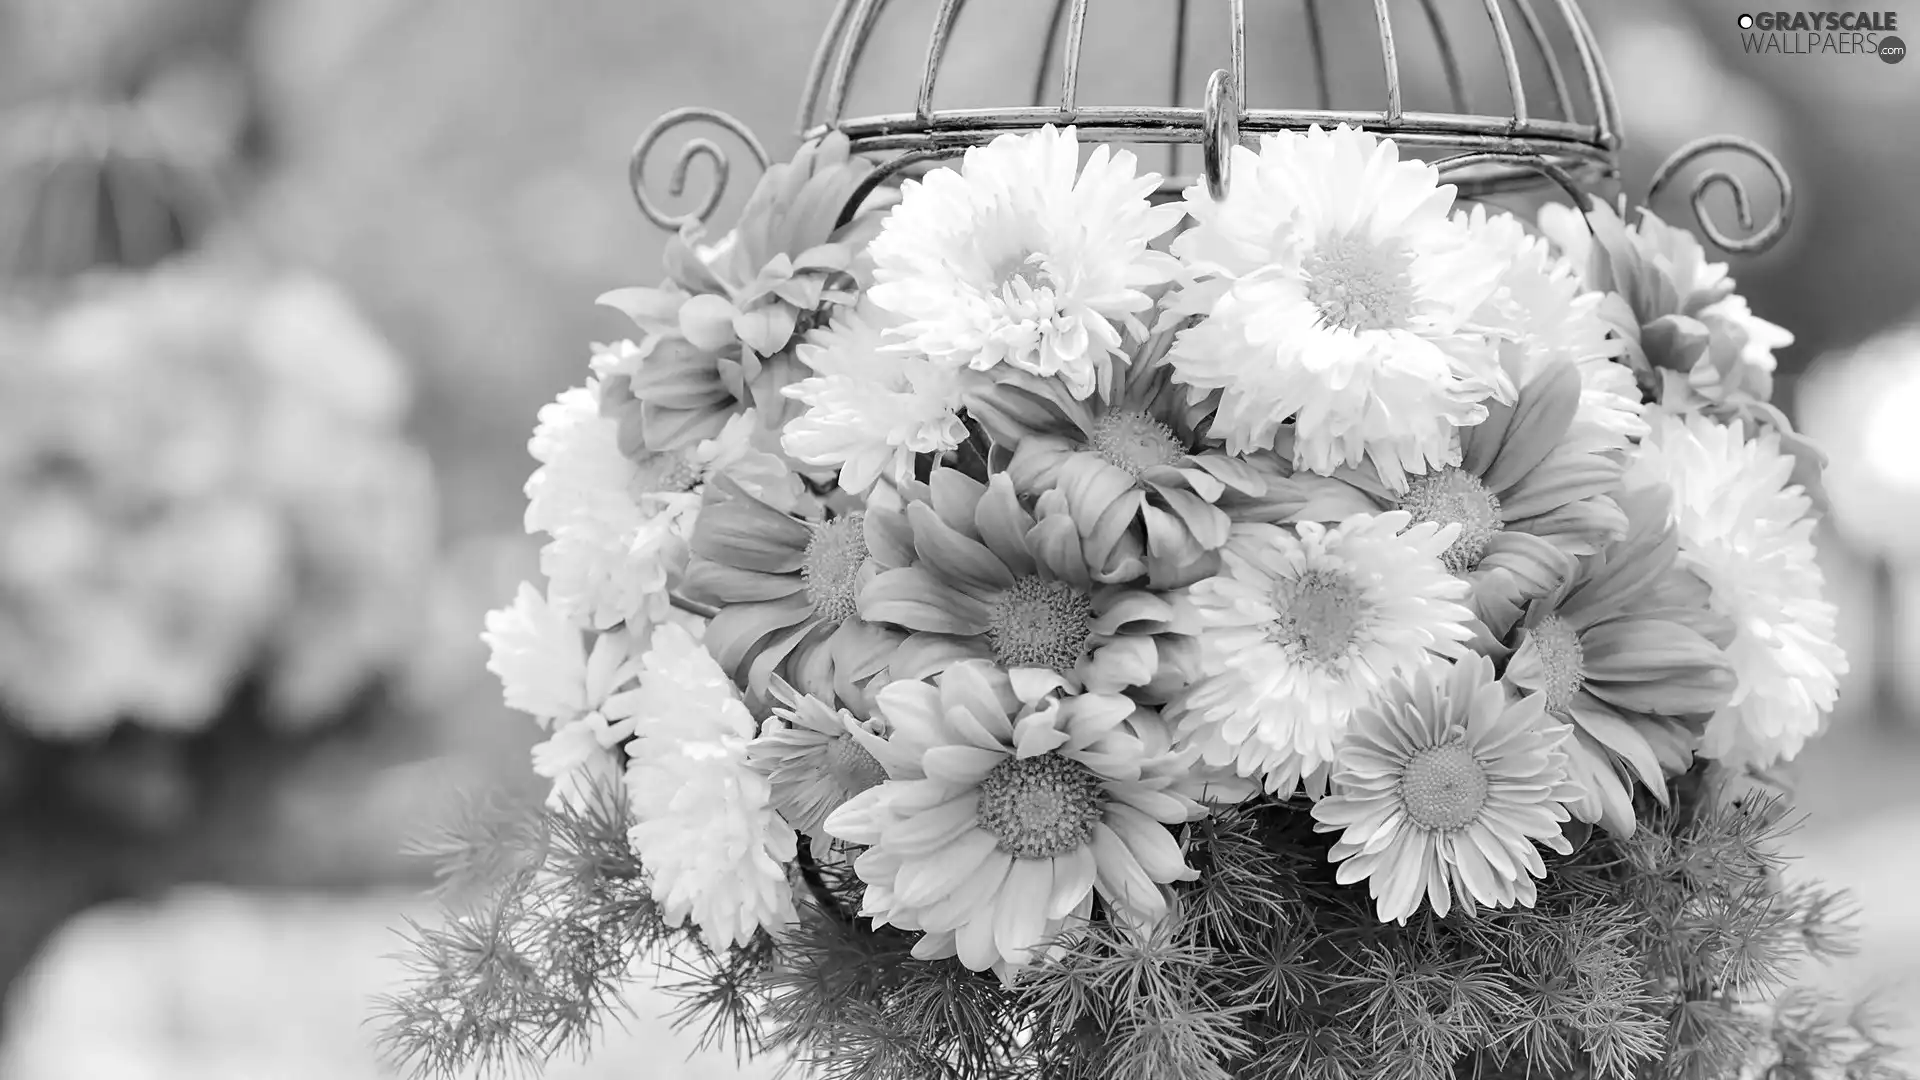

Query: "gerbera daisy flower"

xmin=1164 ymin=124 xmax=1514 ymax=491
xmin=1170 ymin=511 xmax=1476 ymax=797
xmin=682 ymin=475 xmax=900 ymax=710
xmin=1623 ymin=410 xmax=1846 ymax=771
xmin=625 ymin=622 xmax=798 ymax=950
xmin=823 ymin=661 xmax=1205 ymax=979
xmin=1313 ymin=654 xmax=1583 ymax=925
xmin=596 ymin=133 xmax=889 ymax=451
xmin=780 ymin=302 xmax=972 ymax=495
xmin=1458 ymin=204 xmax=1645 ymax=444
xmin=864 ymin=125 xmax=1184 ymax=403
xmin=1282 ymin=358 xmax=1629 ymax=645
xmin=524 ymin=377 xmax=797 ymax=629
xmin=1538 ymin=199 xmax=1788 ymax=417
xmin=857 ymin=468 xmax=1197 ymax=700
xmin=965 ymin=326 xmax=1275 ymax=590
xmin=746 ymin=676 xmax=896 ymax=844
xmin=1502 ymin=483 xmax=1740 ymax=836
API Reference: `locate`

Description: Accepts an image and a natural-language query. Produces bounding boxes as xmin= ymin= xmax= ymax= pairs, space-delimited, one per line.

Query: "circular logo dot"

xmin=1881 ymin=35 xmax=1907 ymax=63
xmin=1738 ymin=13 xmax=1754 ymax=28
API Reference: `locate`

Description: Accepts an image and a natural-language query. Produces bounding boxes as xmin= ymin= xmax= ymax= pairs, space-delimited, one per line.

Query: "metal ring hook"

xmin=1201 ymin=68 xmax=1240 ymax=202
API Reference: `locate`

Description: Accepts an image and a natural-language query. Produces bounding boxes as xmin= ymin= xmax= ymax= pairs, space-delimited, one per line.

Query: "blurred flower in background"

xmin=0 ymin=261 xmax=434 ymax=736
xmin=1797 ymin=322 xmax=1920 ymax=723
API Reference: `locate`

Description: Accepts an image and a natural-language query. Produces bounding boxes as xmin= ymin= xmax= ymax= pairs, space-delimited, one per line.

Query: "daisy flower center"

xmin=1090 ymin=409 xmax=1186 ymax=478
xmin=803 ymin=513 xmax=868 ymax=623
xmin=1399 ymin=738 xmax=1491 ymax=831
xmin=987 ymin=576 xmax=1095 ymax=673
xmin=825 ymin=734 xmax=888 ymax=797
xmin=1397 ymin=468 xmax=1503 ymax=573
xmin=1266 ymin=568 xmax=1372 ymax=667
xmin=632 ymin=450 xmax=701 ymax=496
xmin=975 ymin=753 xmax=1105 ymax=859
xmin=1302 ymin=232 xmax=1417 ymax=333
xmin=1531 ymin=615 xmax=1586 ymax=714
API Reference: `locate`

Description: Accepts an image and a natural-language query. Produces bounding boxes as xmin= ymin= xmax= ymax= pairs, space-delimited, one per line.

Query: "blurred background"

xmin=0 ymin=0 xmax=1916 ymax=1077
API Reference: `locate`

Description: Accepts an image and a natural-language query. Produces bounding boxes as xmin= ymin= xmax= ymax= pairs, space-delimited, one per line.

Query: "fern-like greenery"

xmin=376 ymin=766 xmax=1909 ymax=1080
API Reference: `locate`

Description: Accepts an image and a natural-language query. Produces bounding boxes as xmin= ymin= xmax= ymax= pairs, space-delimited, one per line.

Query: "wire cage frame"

xmin=629 ymin=0 xmax=1792 ymax=257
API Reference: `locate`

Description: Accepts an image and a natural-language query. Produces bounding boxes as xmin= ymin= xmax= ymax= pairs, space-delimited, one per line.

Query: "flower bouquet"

xmin=384 ymin=125 xmax=1906 ymax=1080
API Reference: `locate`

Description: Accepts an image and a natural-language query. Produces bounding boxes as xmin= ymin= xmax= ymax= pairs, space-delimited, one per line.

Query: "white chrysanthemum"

xmin=781 ymin=304 xmax=971 ymax=494
xmin=483 ymin=582 xmax=651 ymax=809
xmin=1461 ymin=205 xmax=1645 ymax=445
xmin=1165 ymin=124 xmax=1513 ymax=491
xmin=1171 ymin=512 xmax=1477 ymax=796
xmin=625 ymin=623 xmax=799 ymax=949
xmin=523 ymin=380 xmax=657 ymax=627
xmin=531 ymin=711 xmax=629 ymax=813
xmin=526 ymin=376 xmax=789 ymax=628
xmin=865 ymin=125 xmax=1183 ymax=402
xmin=1625 ymin=411 xmax=1846 ymax=769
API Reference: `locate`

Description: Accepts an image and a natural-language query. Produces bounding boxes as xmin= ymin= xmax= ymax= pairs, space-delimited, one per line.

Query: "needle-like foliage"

xmin=377 ymin=765 xmax=1910 ymax=1080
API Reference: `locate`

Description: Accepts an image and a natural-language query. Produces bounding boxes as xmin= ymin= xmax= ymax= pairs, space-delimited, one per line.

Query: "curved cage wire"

xmin=796 ymin=0 xmax=1620 ymax=199
xmin=631 ymin=0 xmax=1792 ymax=255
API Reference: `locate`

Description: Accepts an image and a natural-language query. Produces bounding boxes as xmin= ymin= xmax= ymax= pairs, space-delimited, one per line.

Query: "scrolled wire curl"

xmin=1646 ymin=135 xmax=1793 ymax=256
xmin=629 ymin=106 xmax=771 ymax=232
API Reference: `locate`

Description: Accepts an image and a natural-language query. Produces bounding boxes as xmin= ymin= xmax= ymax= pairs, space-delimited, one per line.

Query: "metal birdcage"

xmin=630 ymin=0 xmax=1792 ymax=254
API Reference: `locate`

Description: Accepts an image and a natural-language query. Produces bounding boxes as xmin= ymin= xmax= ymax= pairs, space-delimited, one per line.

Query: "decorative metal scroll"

xmin=623 ymin=3 xmax=1796 ymax=263
xmin=628 ymin=106 xmax=770 ymax=232
xmin=1647 ymin=135 xmax=1794 ymax=256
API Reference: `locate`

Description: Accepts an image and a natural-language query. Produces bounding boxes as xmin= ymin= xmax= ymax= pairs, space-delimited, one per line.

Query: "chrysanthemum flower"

xmin=482 ymin=582 xmax=649 ymax=810
xmin=1313 ymin=655 xmax=1583 ymax=925
xmin=1623 ymin=410 xmax=1846 ymax=771
xmin=1458 ymin=204 xmax=1645 ymax=444
xmin=596 ymin=133 xmax=889 ymax=451
xmin=1546 ymin=198 xmax=1832 ymax=513
xmin=1538 ymin=199 xmax=1788 ymax=417
xmin=1170 ymin=512 xmax=1476 ymax=797
xmin=780 ymin=303 xmax=972 ymax=495
xmin=625 ymin=622 xmax=798 ymax=950
xmin=966 ymin=328 xmax=1274 ymax=590
xmin=857 ymin=468 xmax=1197 ymax=700
xmin=1502 ymin=484 xmax=1740 ymax=836
xmin=1283 ymin=358 xmax=1629 ymax=645
xmin=531 ymin=709 xmax=629 ymax=814
xmin=864 ymin=125 xmax=1183 ymax=403
xmin=746 ymin=676 xmax=895 ymax=844
xmin=824 ymin=661 xmax=1205 ymax=979
xmin=682 ymin=476 xmax=900 ymax=709
xmin=1164 ymin=124 xmax=1513 ymax=490
xmin=524 ymin=377 xmax=796 ymax=629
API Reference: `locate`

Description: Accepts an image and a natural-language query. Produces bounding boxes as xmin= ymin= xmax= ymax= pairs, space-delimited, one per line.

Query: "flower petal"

xmin=886 ymin=793 xmax=985 ymax=856
xmin=993 ymin=857 xmax=1055 ymax=964
xmin=908 ymin=502 xmax=1017 ymax=593
xmin=691 ymin=496 xmax=812 ymax=573
xmin=1579 ymin=618 xmax=1738 ymax=715
xmin=861 ymin=568 xmax=994 ymax=634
